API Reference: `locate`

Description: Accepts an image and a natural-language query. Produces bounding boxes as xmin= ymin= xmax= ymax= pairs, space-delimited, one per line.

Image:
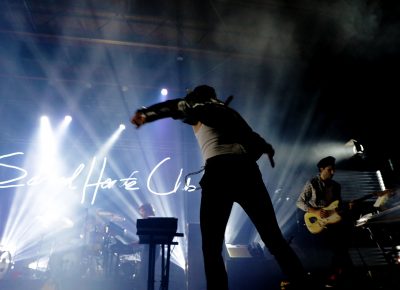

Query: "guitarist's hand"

xmin=304 ymin=201 xmax=342 ymax=234
xmin=309 ymin=207 xmax=330 ymax=218
xmin=320 ymin=209 xmax=330 ymax=218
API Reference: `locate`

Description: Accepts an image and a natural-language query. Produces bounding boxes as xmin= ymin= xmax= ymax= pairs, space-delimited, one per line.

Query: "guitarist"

xmin=296 ymin=156 xmax=354 ymax=288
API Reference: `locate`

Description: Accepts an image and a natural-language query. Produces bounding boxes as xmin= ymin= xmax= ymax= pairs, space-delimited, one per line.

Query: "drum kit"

xmin=37 ymin=210 xmax=143 ymax=281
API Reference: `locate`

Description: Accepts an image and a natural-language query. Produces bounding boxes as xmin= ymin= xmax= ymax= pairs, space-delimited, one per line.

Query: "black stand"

xmin=141 ymin=233 xmax=184 ymax=290
xmin=355 ymin=218 xmax=400 ymax=289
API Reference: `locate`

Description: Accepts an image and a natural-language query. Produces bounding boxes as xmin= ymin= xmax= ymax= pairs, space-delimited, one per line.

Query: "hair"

xmin=138 ymin=203 xmax=155 ymax=217
xmin=317 ymin=156 xmax=336 ymax=169
xmin=193 ymin=85 xmax=217 ymax=99
xmin=185 ymin=85 xmax=217 ymax=103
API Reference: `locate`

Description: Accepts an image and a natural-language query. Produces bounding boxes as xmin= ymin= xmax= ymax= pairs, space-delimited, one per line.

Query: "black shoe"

xmin=280 ymin=279 xmax=318 ymax=290
xmin=281 ymin=280 xmax=301 ymax=290
xmin=324 ymin=273 xmax=338 ymax=288
xmin=280 ymin=280 xmax=290 ymax=290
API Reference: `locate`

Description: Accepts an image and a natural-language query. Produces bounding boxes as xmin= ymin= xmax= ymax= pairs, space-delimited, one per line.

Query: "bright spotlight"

xmin=0 ymin=250 xmax=12 ymax=279
xmin=57 ymin=115 xmax=72 ymax=132
xmin=64 ymin=115 xmax=72 ymax=123
xmin=95 ymin=124 xmax=126 ymax=162
xmin=353 ymin=140 xmax=364 ymax=154
xmin=40 ymin=115 xmax=49 ymax=124
xmin=39 ymin=116 xmax=55 ymax=159
xmin=346 ymin=139 xmax=364 ymax=154
xmin=345 ymin=139 xmax=364 ymax=155
xmin=161 ymin=88 xmax=168 ymax=96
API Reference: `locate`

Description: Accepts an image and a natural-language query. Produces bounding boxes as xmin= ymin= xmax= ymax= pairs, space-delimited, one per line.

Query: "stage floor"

xmin=0 ymin=263 xmax=399 ymax=290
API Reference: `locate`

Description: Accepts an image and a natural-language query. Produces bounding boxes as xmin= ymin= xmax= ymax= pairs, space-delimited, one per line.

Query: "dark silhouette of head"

xmin=138 ymin=203 xmax=156 ymax=218
xmin=317 ymin=156 xmax=336 ymax=169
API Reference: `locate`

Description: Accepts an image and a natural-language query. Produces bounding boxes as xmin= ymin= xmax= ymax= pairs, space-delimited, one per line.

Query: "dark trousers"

xmin=319 ymin=221 xmax=354 ymax=275
xmin=199 ymin=155 xmax=306 ymax=290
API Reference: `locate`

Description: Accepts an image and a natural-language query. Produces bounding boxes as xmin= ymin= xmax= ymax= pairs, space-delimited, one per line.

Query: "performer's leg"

xmin=239 ymin=179 xmax=308 ymax=287
xmin=200 ymin=186 xmax=233 ymax=290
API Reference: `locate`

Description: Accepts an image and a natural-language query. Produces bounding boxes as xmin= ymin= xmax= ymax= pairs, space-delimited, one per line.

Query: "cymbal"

xmin=356 ymin=204 xmax=400 ymax=226
xmin=96 ymin=210 xmax=126 ymax=222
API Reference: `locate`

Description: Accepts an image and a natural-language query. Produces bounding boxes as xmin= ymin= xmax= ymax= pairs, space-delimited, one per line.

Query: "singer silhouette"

xmin=131 ymin=85 xmax=308 ymax=290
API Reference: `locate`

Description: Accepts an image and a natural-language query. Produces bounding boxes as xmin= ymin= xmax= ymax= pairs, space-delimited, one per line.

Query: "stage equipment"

xmin=356 ymin=199 xmax=400 ymax=268
xmin=96 ymin=210 xmax=126 ymax=222
xmin=0 ymin=250 xmax=12 ymax=279
xmin=137 ymin=217 xmax=183 ymax=290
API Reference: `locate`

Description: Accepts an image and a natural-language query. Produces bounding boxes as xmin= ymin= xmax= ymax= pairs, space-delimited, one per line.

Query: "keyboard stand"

xmin=140 ymin=233 xmax=184 ymax=290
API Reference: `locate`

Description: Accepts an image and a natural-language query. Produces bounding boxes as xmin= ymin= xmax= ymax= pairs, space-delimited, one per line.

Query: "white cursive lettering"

xmin=0 ymin=152 xmax=199 ymax=203
xmin=0 ymin=152 xmax=28 ymax=188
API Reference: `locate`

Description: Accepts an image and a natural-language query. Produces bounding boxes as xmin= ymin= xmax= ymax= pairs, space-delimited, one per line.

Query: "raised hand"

xmin=131 ymin=111 xmax=146 ymax=128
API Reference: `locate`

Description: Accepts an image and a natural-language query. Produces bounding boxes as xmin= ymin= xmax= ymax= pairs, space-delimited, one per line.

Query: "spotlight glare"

xmin=119 ymin=124 xmax=126 ymax=130
xmin=40 ymin=115 xmax=49 ymax=124
xmin=64 ymin=115 xmax=72 ymax=123
xmin=161 ymin=88 xmax=168 ymax=96
xmin=0 ymin=250 xmax=12 ymax=279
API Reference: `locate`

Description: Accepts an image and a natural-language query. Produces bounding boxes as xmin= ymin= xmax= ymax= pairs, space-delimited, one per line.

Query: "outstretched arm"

xmin=130 ymin=98 xmax=185 ymax=128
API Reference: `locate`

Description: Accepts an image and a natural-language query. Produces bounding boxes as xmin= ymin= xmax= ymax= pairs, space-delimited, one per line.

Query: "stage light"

xmin=345 ymin=139 xmax=364 ymax=155
xmin=353 ymin=140 xmax=364 ymax=154
xmin=55 ymin=115 xmax=72 ymax=138
xmin=64 ymin=115 xmax=72 ymax=123
xmin=97 ymin=124 xmax=126 ymax=155
xmin=161 ymin=88 xmax=168 ymax=96
xmin=0 ymin=115 xmax=80 ymax=267
xmin=40 ymin=115 xmax=49 ymax=123
xmin=0 ymin=250 xmax=12 ymax=279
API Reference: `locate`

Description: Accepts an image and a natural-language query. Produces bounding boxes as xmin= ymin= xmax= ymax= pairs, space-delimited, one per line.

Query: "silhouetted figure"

xmin=131 ymin=85 xmax=308 ymax=290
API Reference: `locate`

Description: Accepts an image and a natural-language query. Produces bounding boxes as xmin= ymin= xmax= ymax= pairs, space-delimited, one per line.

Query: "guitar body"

xmin=304 ymin=200 xmax=342 ymax=234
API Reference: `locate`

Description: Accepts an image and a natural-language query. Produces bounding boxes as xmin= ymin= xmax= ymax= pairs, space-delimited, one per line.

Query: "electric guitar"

xmin=304 ymin=200 xmax=342 ymax=234
xmin=304 ymin=189 xmax=394 ymax=234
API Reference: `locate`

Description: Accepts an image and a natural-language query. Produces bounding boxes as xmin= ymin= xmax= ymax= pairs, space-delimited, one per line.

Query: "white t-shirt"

xmin=194 ymin=123 xmax=246 ymax=161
